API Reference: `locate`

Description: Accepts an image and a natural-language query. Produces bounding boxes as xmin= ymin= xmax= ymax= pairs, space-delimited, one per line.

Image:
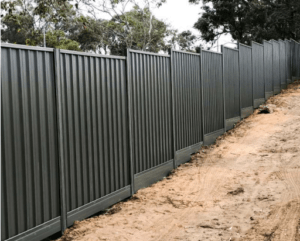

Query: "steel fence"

xmin=127 ymin=49 xmax=173 ymax=193
xmin=279 ymin=40 xmax=287 ymax=89
xmin=252 ymin=41 xmax=265 ymax=108
xmin=1 ymin=39 xmax=300 ymax=241
xmin=239 ymin=43 xmax=253 ymax=118
xmin=201 ymin=50 xmax=224 ymax=145
xmin=263 ymin=41 xmax=273 ymax=98
xmin=285 ymin=40 xmax=292 ymax=84
xmin=222 ymin=46 xmax=240 ymax=131
xmin=171 ymin=50 xmax=203 ymax=166
xmin=271 ymin=40 xmax=281 ymax=94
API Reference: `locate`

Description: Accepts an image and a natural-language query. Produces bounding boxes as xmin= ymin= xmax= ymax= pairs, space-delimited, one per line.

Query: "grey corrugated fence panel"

xmin=297 ymin=41 xmax=300 ymax=77
xmin=271 ymin=40 xmax=281 ymax=94
xmin=239 ymin=43 xmax=253 ymax=118
xmin=222 ymin=46 xmax=240 ymax=131
xmin=1 ymin=44 xmax=61 ymax=241
xmin=263 ymin=41 xmax=273 ymax=98
xmin=285 ymin=40 xmax=292 ymax=83
xmin=279 ymin=40 xmax=287 ymax=89
xmin=201 ymin=50 xmax=224 ymax=145
xmin=251 ymin=42 xmax=265 ymax=108
xmin=58 ymin=49 xmax=131 ymax=226
xmin=127 ymin=49 xmax=173 ymax=193
xmin=171 ymin=50 xmax=203 ymax=166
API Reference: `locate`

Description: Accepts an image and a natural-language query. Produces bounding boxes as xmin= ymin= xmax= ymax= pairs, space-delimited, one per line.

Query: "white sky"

xmin=153 ymin=0 xmax=237 ymax=51
xmin=77 ymin=0 xmax=237 ymax=52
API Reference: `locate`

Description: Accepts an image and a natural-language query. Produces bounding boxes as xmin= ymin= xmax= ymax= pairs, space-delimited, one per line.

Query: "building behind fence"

xmin=1 ymin=39 xmax=300 ymax=241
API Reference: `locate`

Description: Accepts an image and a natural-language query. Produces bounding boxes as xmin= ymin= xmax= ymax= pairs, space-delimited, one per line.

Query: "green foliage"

xmin=1 ymin=0 xmax=194 ymax=55
xmin=190 ymin=0 xmax=300 ymax=45
xmin=44 ymin=30 xmax=81 ymax=50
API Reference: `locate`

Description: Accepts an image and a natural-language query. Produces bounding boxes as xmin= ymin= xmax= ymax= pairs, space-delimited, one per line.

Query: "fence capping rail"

xmin=127 ymin=48 xmax=170 ymax=57
xmin=1 ymin=43 xmax=54 ymax=52
xmin=251 ymin=41 xmax=264 ymax=47
xmin=171 ymin=49 xmax=201 ymax=56
xmin=59 ymin=49 xmax=126 ymax=59
xmin=239 ymin=42 xmax=252 ymax=48
xmin=222 ymin=45 xmax=239 ymax=51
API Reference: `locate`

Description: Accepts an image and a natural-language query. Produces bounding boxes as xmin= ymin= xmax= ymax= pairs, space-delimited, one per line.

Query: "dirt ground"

xmin=58 ymin=81 xmax=300 ymax=241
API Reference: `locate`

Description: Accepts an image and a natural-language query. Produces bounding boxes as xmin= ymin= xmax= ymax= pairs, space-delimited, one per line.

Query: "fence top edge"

xmin=270 ymin=39 xmax=279 ymax=44
xmin=60 ymin=49 xmax=126 ymax=59
xmin=128 ymin=48 xmax=170 ymax=57
xmin=1 ymin=43 xmax=54 ymax=52
xmin=201 ymin=49 xmax=222 ymax=55
xmin=222 ymin=45 xmax=239 ymax=52
xmin=251 ymin=41 xmax=264 ymax=47
xmin=239 ymin=43 xmax=252 ymax=49
xmin=290 ymin=38 xmax=300 ymax=44
xmin=263 ymin=40 xmax=273 ymax=45
xmin=172 ymin=49 xmax=201 ymax=56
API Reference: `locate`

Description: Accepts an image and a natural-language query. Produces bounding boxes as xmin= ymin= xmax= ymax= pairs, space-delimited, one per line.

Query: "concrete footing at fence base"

xmin=174 ymin=142 xmax=203 ymax=167
xmin=254 ymin=98 xmax=265 ymax=108
xmin=133 ymin=160 xmax=173 ymax=193
xmin=225 ymin=116 xmax=241 ymax=131
xmin=265 ymin=91 xmax=274 ymax=99
xmin=67 ymin=186 xmax=131 ymax=227
xmin=241 ymin=106 xmax=254 ymax=118
xmin=204 ymin=129 xmax=225 ymax=146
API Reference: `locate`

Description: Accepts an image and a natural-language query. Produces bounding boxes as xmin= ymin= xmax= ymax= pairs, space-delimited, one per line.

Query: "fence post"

xmin=221 ymin=45 xmax=226 ymax=132
xmin=126 ymin=49 xmax=135 ymax=196
xmin=53 ymin=48 xmax=67 ymax=233
xmin=169 ymin=49 xmax=176 ymax=170
xmin=200 ymin=49 xmax=205 ymax=144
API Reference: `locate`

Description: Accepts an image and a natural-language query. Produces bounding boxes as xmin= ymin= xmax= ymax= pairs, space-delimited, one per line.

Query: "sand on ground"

xmin=58 ymin=81 xmax=300 ymax=241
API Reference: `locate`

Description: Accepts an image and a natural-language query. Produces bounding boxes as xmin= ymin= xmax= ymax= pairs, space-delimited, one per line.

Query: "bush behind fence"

xmin=2 ymin=39 xmax=300 ymax=241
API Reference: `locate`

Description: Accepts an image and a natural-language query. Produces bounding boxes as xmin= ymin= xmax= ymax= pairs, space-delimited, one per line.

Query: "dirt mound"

xmin=57 ymin=81 xmax=300 ymax=241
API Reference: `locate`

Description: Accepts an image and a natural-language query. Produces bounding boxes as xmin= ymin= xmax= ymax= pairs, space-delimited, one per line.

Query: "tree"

xmin=190 ymin=0 xmax=300 ymax=45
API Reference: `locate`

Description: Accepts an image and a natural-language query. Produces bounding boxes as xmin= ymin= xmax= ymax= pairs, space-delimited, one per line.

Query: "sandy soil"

xmin=58 ymin=81 xmax=300 ymax=241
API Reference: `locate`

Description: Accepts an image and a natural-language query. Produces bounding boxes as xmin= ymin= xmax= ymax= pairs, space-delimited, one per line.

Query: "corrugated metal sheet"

xmin=58 ymin=50 xmax=130 ymax=213
xmin=171 ymin=50 xmax=203 ymax=152
xmin=239 ymin=43 xmax=253 ymax=109
xmin=222 ymin=46 xmax=240 ymax=121
xmin=201 ymin=50 xmax=224 ymax=135
xmin=127 ymin=49 xmax=173 ymax=175
xmin=1 ymin=44 xmax=61 ymax=240
xmin=271 ymin=40 xmax=281 ymax=93
xmin=263 ymin=41 xmax=273 ymax=93
xmin=279 ymin=40 xmax=287 ymax=87
xmin=285 ymin=40 xmax=291 ymax=82
xmin=296 ymin=41 xmax=300 ymax=77
xmin=252 ymin=42 xmax=265 ymax=103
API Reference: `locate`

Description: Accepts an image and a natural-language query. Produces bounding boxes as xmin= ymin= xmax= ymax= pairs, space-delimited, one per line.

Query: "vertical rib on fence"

xmin=127 ymin=49 xmax=173 ymax=193
xmin=239 ymin=43 xmax=253 ymax=118
xmin=222 ymin=46 xmax=240 ymax=131
xmin=201 ymin=50 xmax=224 ymax=145
xmin=171 ymin=50 xmax=203 ymax=166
